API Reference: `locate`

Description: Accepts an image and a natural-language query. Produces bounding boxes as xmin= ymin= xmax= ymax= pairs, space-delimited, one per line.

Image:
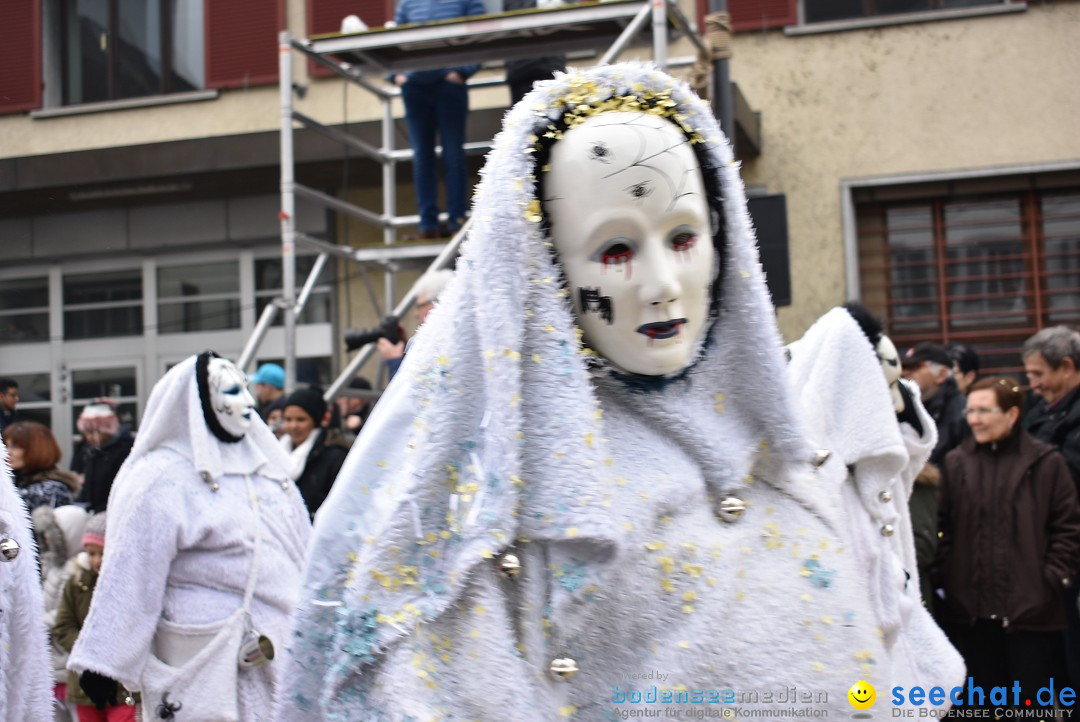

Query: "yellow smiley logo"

xmin=847 ymin=680 xmax=876 ymax=710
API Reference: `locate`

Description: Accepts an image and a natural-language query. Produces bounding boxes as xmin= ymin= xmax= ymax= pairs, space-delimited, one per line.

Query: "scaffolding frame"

xmin=244 ymin=0 xmax=708 ymax=403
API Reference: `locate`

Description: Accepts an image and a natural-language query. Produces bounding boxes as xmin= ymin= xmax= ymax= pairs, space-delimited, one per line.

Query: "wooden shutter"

xmin=205 ymin=0 xmax=281 ymax=90
xmin=307 ymin=0 xmax=392 ymax=77
xmin=729 ymin=0 xmax=797 ymax=32
xmin=0 ymin=0 xmax=41 ymax=115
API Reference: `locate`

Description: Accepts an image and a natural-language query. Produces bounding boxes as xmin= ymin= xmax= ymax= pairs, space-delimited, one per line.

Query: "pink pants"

xmin=76 ymin=704 xmax=136 ymax=722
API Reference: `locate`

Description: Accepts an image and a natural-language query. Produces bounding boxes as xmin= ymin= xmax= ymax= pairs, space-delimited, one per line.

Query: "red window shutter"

xmin=729 ymin=0 xmax=797 ymax=31
xmin=309 ymin=0 xmax=390 ymax=34
xmin=205 ymin=0 xmax=281 ymax=90
xmin=307 ymin=0 xmax=392 ymax=77
xmin=0 ymin=0 xmax=41 ymax=115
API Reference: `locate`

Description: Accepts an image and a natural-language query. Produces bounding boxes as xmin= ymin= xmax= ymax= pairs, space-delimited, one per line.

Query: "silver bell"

xmin=498 ymin=553 xmax=521 ymax=580
xmin=716 ymin=496 xmax=746 ymax=523
xmin=238 ymin=627 xmax=275 ymax=668
xmin=810 ymin=449 xmax=832 ymax=468
xmin=879 ymin=490 xmax=893 ymax=504
xmin=881 ymin=524 xmax=895 ymax=537
xmin=0 ymin=536 xmax=19 ymax=561
xmin=549 ymin=657 xmax=578 ymax=681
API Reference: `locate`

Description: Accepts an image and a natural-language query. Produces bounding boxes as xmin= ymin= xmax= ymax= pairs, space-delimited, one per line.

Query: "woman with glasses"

xmin=936 ymin=375 xmax=1080 ymax=709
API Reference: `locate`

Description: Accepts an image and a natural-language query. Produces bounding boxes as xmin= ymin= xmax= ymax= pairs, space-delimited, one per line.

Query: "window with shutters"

xmin=59 ymin=0 xmax=204 ymax=105
xmin=856 ymin=177 xmax=1080 ymax=376
xmin=0 ymin=1 xmax=42 ymax=115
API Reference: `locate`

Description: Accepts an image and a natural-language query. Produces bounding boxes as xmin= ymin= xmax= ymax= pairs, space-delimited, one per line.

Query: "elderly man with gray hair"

xmin=1022 ymin=324 xmax=1080 ymax=689
xmin=377 ymin=269 xmax=455 ymax=379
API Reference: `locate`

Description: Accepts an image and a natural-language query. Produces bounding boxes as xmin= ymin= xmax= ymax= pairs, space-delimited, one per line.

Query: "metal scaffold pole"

xmin=279 ymin=30 xmax=298 ymax=393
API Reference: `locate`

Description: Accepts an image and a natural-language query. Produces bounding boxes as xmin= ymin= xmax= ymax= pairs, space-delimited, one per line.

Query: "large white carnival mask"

xmin=546 ymin=112 xmax=714 ymax=377
xmin=207 ymin=356 xmax=256 ymax=437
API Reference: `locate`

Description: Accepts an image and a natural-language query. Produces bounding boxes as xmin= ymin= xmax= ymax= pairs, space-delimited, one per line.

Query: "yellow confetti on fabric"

xmin=677 ymin=641 xmax=690 ymax=649
xmin=811 ymin=662 xmax=824 ymax=673
xmin=682 ymin=591 xmax=696 ymax=602
xmin=800 ymin=594 xmax=812 ymax=602
xmin=559 ymin=706 xmax=577 ymax=717
xmin=566 ymin=527 xmax=579 ymax=538
xmin=524 ymin=199 xmax=542 ymax=223
xmin=377 ymin=460 xmax=387 ymax=468
xmin=645 ymin=541 xmax=666 ymax=551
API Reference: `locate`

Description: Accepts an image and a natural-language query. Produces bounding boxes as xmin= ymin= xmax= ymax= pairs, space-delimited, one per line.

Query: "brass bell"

xmin=810 ymin=449 xmax=832 ymax=468
xmin=880 ymin=524 xmax=894 ymax=537
xmin=498 ymin=553 xmax=521 ymax=580
xmin=879 ymin=490 xmax=893 ymax=504
xmin=716 ymin=496 xmax=746 ymax=523
xmin=549 ymin=657 xmax=579 ymax=681
xmin=0 ymin=536 xmax=20 ymax=561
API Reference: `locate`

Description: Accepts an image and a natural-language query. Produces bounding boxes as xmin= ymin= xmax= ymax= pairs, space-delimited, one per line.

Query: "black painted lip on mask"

xmin=637 ymin=319 xmax=687 ymax=340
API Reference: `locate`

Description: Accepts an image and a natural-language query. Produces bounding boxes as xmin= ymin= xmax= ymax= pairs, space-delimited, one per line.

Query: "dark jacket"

xmin=935 ymin=428 xmax=1080 ymax=631
xmin=926 ymin=377 xmax=968 ymax=467
xmin=503 ymin=0 xmax=566 ymax=98
xmin=16 ymin=467 xmax=78 ymax=515
xmin=296 ymin=429 xmax=351 ymax=517
xmin=908 ymin=462 xmax=940 ymax=615
xmin=1024 ymin=383 xmax=1080 ymax=493
xmin=73 ymin=429 xmax=135 ymax=513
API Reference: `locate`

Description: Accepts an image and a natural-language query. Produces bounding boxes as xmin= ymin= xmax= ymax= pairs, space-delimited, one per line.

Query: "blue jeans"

xmin=401 ymin=78 xmax=469 ymax=232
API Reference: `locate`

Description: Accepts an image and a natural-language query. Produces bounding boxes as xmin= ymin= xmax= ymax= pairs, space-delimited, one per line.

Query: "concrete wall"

xmin=731 ymin=3 xmax=1080 ymax=340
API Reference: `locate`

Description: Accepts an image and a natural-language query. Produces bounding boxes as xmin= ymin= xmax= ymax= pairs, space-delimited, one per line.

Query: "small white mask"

xmin=208 ymin=357 xmax=257 ymax=437
xmin=546 ymin=112 xmax=715 ymax=376
xmin=876 ymin=334 xmax=905 ymax=413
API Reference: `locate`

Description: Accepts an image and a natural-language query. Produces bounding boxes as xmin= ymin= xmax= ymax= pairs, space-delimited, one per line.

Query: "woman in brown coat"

xmin=937 ymin=376 xmax=1080 ymax=708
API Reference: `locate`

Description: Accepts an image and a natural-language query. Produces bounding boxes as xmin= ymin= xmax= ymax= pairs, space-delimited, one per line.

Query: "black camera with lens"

xmin=343 ymin=315 xmax=402 ymax=351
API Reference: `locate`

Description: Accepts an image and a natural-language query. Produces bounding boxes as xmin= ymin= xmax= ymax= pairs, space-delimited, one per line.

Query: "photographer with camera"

xmin=345 ymin=270 xmax=454 ymax=382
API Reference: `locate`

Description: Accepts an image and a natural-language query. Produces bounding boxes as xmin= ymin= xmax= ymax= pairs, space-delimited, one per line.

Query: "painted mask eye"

xmin=223 ymin=385 xmax=242 ymax=396
xmin=672 ymin=231 xmax=698 ymax=252
xmin=601 ymin=243 xmax=634 ymax=266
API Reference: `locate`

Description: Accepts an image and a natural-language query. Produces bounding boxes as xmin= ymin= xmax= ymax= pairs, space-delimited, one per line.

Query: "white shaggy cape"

xmin=787 ymin=307 xmax=965 ymax=712
xmin=0 ymin=438 xmax=53 ymax=721
xmin=68 ymin=355 xmax=311 ymax=719
xmin=277 ymin=63 xmax=891 ymax=721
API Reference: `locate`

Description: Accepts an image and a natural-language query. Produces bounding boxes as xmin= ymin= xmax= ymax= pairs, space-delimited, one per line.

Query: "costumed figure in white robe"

xmin=0 ymin=437 xmax=53 ymax=721
xmin=68 ymin=352 xmax=311 ymax=721
xmin=277 ymin=63 xmax=894 ymax=721
xmin=786 ymin=304 xmax=965 ymax=714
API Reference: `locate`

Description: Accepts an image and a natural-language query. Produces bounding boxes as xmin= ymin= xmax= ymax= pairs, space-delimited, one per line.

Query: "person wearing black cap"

xmin=903 ymin=342 xmax=968 ymax=466
xmin=280 ymin=388 xmax=351 ymax=518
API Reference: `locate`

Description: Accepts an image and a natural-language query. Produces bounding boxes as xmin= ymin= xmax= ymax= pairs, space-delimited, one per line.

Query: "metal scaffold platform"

xmin=244 ymin=0 xmax=710 ymax=404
